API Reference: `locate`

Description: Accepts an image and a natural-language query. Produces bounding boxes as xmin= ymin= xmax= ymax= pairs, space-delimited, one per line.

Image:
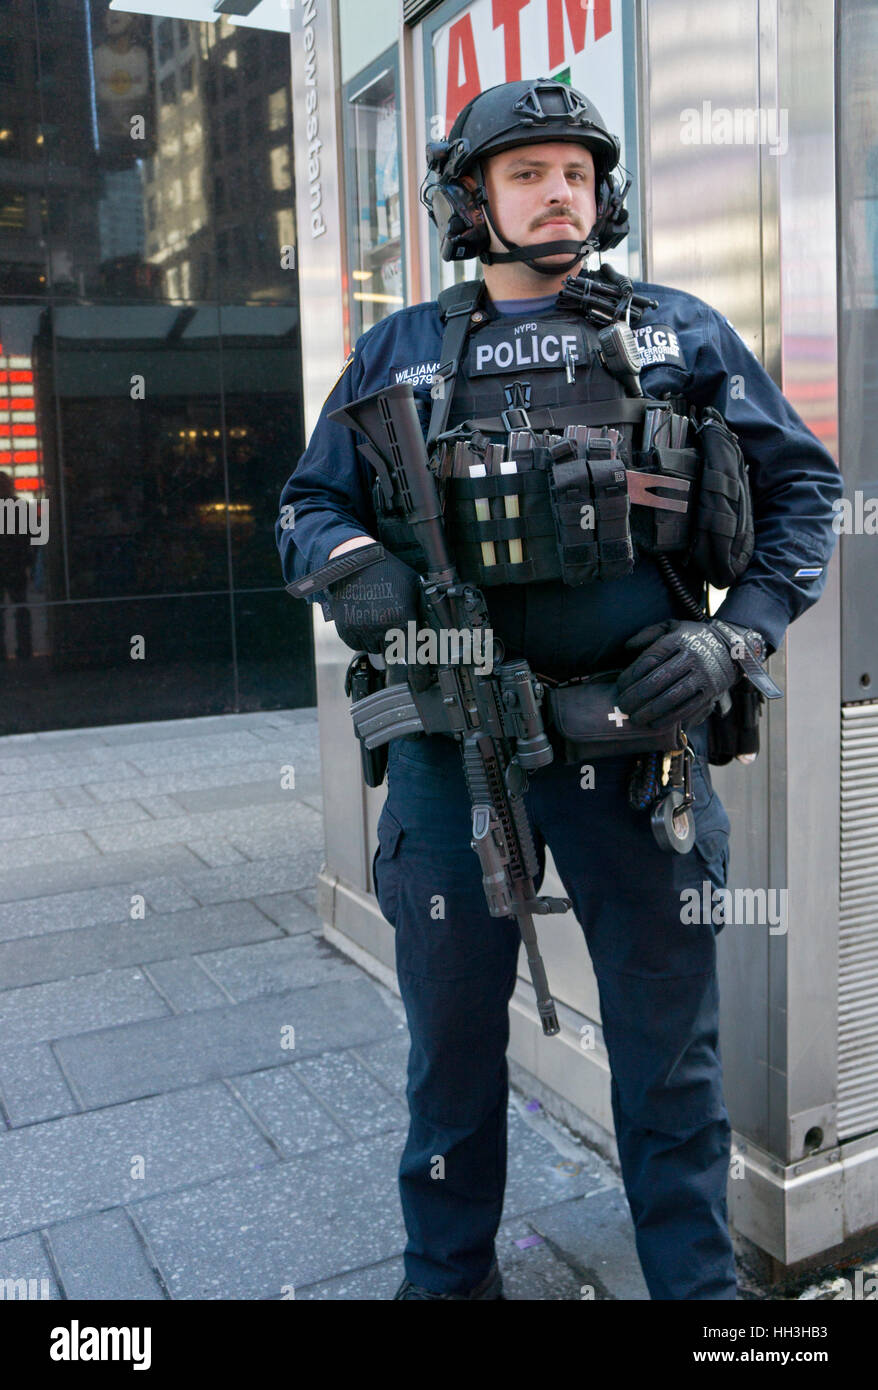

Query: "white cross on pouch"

xmin=608 ymin=706 xmax=628 ymax=728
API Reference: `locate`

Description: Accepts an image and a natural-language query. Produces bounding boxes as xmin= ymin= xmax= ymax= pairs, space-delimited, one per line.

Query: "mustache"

xmin=531 ymin=209 xmax=584 ymax=231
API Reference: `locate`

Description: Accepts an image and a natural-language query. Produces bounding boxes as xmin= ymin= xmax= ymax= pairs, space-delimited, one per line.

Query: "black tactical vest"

xmin=372 ymin=280 xmax=752 ymax=603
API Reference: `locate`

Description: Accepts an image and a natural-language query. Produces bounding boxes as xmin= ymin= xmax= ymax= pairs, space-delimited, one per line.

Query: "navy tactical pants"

xmin=372 ymin=720 xmax=738 ymax=1300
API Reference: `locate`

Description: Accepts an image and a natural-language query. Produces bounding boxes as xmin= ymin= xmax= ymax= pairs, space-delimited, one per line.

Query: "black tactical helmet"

xmin=420 ymin=78 xmax=630 ymax=275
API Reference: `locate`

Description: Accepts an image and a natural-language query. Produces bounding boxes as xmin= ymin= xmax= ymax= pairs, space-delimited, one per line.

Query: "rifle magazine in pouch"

xmin=546 ymin=448 xmax=633 ymax=586
xmin=544 ymin=670 xmax=682 ymax=763
xmin=345 ymin=652 xmax=389 ymax=787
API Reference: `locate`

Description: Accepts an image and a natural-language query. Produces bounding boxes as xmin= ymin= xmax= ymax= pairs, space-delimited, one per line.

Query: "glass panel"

xmin=2 ymin=593 xmax=238 ymax=734
xmin=838 ymin=0 xmax=878 ymax=700
xmin=47 ymin=303 xmax=228 ymax=601
xmin=219 ymin=305 xmax=304 ymax=590
xmin=30 ymin=0 xmax=297 ymax=306
xmin=0 ymin=0 xmax=49 ymax=295
xmin=233 ymin=590 xmax=316 ymax=711
xmin=344 ymin=58 xmax=405 ymax=342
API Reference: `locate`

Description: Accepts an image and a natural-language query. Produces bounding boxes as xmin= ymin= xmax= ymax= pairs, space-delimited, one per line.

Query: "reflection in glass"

xmin=0 ymin=3 xmax=310 ymax=731
xmin=344 ymin=54 xmax=405 ymax=342
xmin=25 ymin=1 xmax=297 ymax=305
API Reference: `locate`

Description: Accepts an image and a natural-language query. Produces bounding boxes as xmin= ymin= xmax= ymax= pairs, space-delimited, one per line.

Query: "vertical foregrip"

xmin=462 ymin=735 xmax=538 ymax=886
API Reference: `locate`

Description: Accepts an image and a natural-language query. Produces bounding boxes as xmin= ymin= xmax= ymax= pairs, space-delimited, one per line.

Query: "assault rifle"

xmin=289 ymin=382 xmax=569 ymax=1037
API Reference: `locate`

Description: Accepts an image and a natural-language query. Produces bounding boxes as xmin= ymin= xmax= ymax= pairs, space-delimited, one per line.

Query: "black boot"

xmin=393 ymin=1260 xmax=505 ymax=1300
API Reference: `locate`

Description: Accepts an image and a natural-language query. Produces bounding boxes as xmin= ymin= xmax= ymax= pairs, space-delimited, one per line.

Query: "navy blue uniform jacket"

xmin=276 ymin=281 xmax=842 ymax=675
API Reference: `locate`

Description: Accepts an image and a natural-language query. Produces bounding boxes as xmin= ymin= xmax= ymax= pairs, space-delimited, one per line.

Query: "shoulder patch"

xmin=633 ymin=323 xmax=686 ymax=370
xmin=324 ymin=351 xmax=354 ymax=404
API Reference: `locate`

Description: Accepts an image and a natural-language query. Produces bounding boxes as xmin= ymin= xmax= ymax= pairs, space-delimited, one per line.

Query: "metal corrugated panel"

xmin=838 ymin=701 xmax=878 ymax=1138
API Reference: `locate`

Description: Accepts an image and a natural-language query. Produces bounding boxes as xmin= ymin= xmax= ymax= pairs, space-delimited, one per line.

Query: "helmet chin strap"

xmin=479 ymin=197 xmax=597 ymax=276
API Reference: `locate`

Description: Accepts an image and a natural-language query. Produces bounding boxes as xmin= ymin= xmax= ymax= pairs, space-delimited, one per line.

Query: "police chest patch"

xmin=467 ymin=321 xmax=589 ymax=376
xmin=633 ymin=323 xmax=686 ymax=369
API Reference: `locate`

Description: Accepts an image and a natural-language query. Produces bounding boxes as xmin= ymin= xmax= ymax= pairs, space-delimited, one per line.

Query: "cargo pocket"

xmin=372 ymin=805 xmax=404 ymax=927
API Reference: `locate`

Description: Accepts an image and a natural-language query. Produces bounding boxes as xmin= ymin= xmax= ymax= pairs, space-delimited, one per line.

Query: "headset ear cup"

xmin=434 ymin=180 xmax=490 ymax=261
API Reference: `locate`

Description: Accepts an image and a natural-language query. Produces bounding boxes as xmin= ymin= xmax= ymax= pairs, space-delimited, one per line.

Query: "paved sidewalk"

xmin=0 ymin=709 xmax=872 ymax=1301
xmin=0 ymin=709 xmax=652 ymax=1301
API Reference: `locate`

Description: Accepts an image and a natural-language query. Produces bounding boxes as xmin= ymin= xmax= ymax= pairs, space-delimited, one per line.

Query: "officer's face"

xmin=479 ymin=143 xmax=597 ymax=267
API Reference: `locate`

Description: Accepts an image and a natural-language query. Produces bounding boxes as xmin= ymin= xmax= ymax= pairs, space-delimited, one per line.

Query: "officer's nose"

xmin=543 ymin=168 xmax=577 ymax=207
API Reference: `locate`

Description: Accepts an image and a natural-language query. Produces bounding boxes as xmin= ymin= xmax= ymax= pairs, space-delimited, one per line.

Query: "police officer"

xmin=276 ymin=80 xmax=842 ymax=1301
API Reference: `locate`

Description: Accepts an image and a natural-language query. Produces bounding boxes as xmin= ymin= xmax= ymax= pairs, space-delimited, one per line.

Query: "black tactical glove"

xmin=328 ymin=550 xmax=423 ymax=656
xmin=615 ymin=619 xmax=754 ymax=729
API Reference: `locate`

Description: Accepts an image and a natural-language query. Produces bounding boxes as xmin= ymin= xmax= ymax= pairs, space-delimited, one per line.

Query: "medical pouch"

xmin=544 ymin=670 xmax=682 ymax=763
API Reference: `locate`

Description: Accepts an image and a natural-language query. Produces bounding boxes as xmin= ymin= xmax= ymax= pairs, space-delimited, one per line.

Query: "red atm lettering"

xmin=493 ymin=0 xmax=530 ymax=82
xmin=445 ymin=15 xmax=482 ymax=133
xmin=547 ymin=0 xmax=612 ymax=69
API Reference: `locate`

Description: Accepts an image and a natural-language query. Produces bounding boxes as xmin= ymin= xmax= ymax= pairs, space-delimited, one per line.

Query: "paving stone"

xmin=184 ymin=839 xmax=248 ymax=868
xmin=0 ymin=967 xmax=169 ymax=1048
xmin=132 ymin=1128 xmax=408 ymax=1299
xmin=0 ymin=845 xmax=207 ymax=906
xmin=0 ymin=799 xmax=148 ymax=844
xmin=0 ymin=748 xmax=67 ymax=775
xmin=0 ymin=759 xmax=144 ymax=795
xmin=495 ymin=1212 xmax=600 ymax=1300
xmin=51 ymin=785 xmax=100 ymax=809
xmin=291 ymin=1050 xmax=408 ymax=1139
xmin=294 ymin=1255 xmax=405 ymax=1300
xmin=226 ymin=817 xmax=323 ymax=865
xmin=0 ymin=1043 xmax=77 ymax=1126
xmin=85 ymin=717 xmax=261 ymax=750
xmin=131 ymin=795 xmax=181 ymax=818
xmin=83 ymin=800 xmax=319 ymax=857
xmin=232 ymin=1069 xmax=348 ymax=1155
xmin=196 ymin=934 xmax=356 ymax=1002
xmin=0 ymin=1083 xmax=276 ymax=1241
xmin=0 ymin=831 xmax=98 ymax=872
xmin=0 ymin=1233 xmax=60 ymax=1299
xmin=525 ymin=1189 xmax=650 ymax=1300
xmin=53 ymin=978 xmax=401 ymax=1108
xmin=106 ymin=733 xmax=276 ymax=776
xmin=171 ymin=781 xmax=304 ymax=814
xmin=0 ymin=788 xmax=66 ymax=814
xmin=351 ymin=1033 xmax=409 ymax=1097
xmin=139 ymin=878 xmax=202 ymax=916
xmin=44 ymin=1209 xmax=165 ymax=1300
xmin=178 ymin=855 xmax=323 ymax=907
xmin=0 ymin=902 xmax=280 ymax=990
xmin=0 ymin=878 xmax=195 ymax=943
xmin=83 ymin=760 xmax=315 ymax=805
xmin=251 ymin=894 xmax=322 ymax=936
xmin=501 ymin=1106 xmax=606 ymax=1217
xmin=143 ymin=959 xmax=232 ymax=1012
